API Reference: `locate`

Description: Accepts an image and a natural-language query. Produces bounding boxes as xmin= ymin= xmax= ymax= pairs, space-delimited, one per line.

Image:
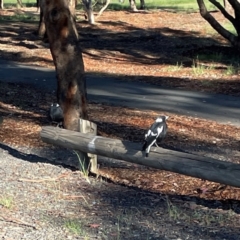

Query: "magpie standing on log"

xmin=49 ymin=103 xmax=64 ymax=127
xmin=142 ymin=116 xmax=169 ymax=157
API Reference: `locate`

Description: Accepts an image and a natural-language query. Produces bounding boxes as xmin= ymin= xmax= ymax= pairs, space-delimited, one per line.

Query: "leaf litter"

xmin=0 ymin=8 xmax=240 ymax=239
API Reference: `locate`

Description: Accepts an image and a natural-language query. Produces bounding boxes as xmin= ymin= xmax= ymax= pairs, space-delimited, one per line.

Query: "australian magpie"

xmin=142 ymin=116 xmax=169 ymax=157
xmin=49 ymin=103 xmax=64 ymax=127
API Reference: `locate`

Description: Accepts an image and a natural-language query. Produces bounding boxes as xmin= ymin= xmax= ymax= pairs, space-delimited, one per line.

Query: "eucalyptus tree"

xmin=197 ymin=0 xmax=240 ymax=50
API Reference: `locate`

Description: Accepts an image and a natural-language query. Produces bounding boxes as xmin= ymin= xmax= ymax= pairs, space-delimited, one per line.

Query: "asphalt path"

xmin=0 ymin=59 xmax=240 ymax=127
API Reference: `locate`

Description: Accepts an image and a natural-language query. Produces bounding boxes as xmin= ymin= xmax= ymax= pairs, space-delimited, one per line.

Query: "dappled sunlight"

xmin=1 ymin=7 xmax=240 ymax=240
xmin=0 ymin=118 xmax=44 ymax=147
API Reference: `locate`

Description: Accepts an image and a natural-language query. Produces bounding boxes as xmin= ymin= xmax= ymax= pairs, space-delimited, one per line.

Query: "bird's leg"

xmin=57 ymin=122 xmax=63 ymax=128
xmin=154 ymin=142 xmax=159 ymax=148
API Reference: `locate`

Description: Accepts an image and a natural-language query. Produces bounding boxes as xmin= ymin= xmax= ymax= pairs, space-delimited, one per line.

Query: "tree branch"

xmin=209 ymin=0 xmax=235 ymax=23
xmin=96 ymin=0 xmax=111 ymax=19
xmin=227 ymin=0 xmax=240 ymax=10
xmin=228 ymin=0 xmax=240 ymax=32
xmin=197 ymin=0 xmax=237 ymax=46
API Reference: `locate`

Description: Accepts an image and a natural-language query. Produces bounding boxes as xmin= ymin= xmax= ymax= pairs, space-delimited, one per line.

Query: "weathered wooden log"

xmin=41 ymin=126 xmax=240 ymax=188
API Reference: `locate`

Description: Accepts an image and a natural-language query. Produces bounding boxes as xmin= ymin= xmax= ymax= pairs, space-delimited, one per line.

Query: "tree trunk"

xmin=0 ymin=0 xmax=4 ymax=9
xmin=17 ymin=0 xmax=23 ymax=8
xmin=38 ymin=0 xmax=76 ymax=38
xmin=82 ymin=0 xmax=95 ymax=24
xmin=227 ymin=0 xmax=240 ymax=35
xmin=44 ymin=0 xmax=88 ymax=130
xmin=197 ymin=0 xmax=240 ymax=49
xmin=36 ymin=0 xmax=40 ymax=12
xmin=140 ymin=0 xmax=145 ymax=9
xmin=96 ymin=0 xmax=110 ymax=19
xmin=37 ymin=3 xmax=46 ymax=37
xmin=68 ymin=0 xmax=76 ymax=20
xmin=129 ymin=0 xmax=138 ymax=11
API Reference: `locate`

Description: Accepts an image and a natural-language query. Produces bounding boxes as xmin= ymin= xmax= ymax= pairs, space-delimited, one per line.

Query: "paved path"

xmin=0 ymin=60 xmax=240 ymax=126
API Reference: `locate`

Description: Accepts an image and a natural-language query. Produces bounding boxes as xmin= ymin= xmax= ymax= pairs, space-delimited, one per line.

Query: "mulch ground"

xmin=1 ymin=7 xmax=240 ymax=239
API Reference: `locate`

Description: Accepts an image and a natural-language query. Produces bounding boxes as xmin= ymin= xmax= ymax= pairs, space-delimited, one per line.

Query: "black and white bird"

xmin=49 ymin=103 xmax=64 ymax=127
xmin=142 ymin=116 xmax=169 ymax=157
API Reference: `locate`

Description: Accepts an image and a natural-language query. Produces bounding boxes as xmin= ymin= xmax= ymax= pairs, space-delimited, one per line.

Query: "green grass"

xmin=2 ymin=0 xmax=37 ymax=8
xmin=205 ymin=21 xmax=237 ymax=37
xmin=0 ymin=13 xmax=39 ymax=22
xmin=64 ymin=219 xmax=89 ymax=238
xmin=107 ymin=0 xmax=222 ymax=11
xmin=194 ymin=51 xmax=240 ymax=69
xmin=191 ymin=52 xmax=240 ymax=76
xmin=197 ymin=53 xmax=223 ymax=62
xmin=223 ymin=22 xmax=237 ymax=36
xmin=73 ymin=150 xmax=91 ymax=182
xmin=167 ymin=62 xmax=183 ymax=71
xmin=2 ymin=0 xmax=222 ymax=12
xmin=224 ymin=64 xmax=239 ymax=75
xmin=192 ymin=59 xmax=207 ymax=75
xmin=0 ymin=196 xmax=14 ymax=209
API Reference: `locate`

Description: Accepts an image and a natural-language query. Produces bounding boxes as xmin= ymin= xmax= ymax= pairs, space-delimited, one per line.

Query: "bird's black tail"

xmin=142 ymin=142 xmax=149 ymax=157
xmin=142 ymin=141 xmax=147 ymax=151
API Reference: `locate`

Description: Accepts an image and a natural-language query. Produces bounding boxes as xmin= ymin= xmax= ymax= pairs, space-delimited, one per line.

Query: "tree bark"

xmin=224 ymin=0 xmax=234 ymax=14
xmin=41 ymin=126 xmax=240 ymax=188
xmin=129 ymin=0 xmax=138 ymax=11
xmin=0 ymin=0 xmax=4 ymax=9
xmin=37 ymin=0 xmax=46 ymax=37
xmin=17 ymin=0 xmax=23 ymax=8
xmin=228 ymin=0 xmax=240 ymax=35
xmin=96 ymin=0 xmax=110 ymax=19
xmin=139 ymin=0 xmax=145 ymax=9
xmin=82 ymin=0 xmax=95 ymax=24
xmin=209 ymin=0 xmax=235 ymax=23
xmin=36 ymin=0 xmax=40 ymax=12
xmin=197 ymin=0 xmax=240 ymax=49
xmin=38 ymin=0 xmax=76 ymax=38
xmin=44 ymin=0 xmax=88 ymax=130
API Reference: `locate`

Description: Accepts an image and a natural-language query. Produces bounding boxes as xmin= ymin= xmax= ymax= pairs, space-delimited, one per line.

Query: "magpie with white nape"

xmin=142 ymin=116 xmax=169 ymax=157
xmin=49 ymin=103 xmax=64 ymax=127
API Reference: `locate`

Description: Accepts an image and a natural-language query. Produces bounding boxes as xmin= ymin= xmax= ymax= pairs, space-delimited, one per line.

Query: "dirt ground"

xmin=0 ymin=7 xmax=240 ymax=239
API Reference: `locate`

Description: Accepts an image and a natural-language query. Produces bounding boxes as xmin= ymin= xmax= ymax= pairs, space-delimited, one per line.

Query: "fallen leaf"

xmin=89 ymin=224 xmax=100 ymax=228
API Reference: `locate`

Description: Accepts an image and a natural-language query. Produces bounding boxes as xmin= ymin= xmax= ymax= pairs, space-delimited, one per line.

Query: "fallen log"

xmin=41 ymin=126 xmax=240 ymax=188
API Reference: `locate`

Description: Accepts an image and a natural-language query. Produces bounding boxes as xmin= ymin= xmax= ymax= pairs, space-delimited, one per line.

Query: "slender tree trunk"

xmin=68 ymin=0 xmax=76 ymax=18
xmin=37 ymin=5 xmax=46 ymax=37
xmin=44 ymin=0 xmax=88 ymax=130
xmin=17 ymin=0 xmax=23 ymax=7
xmin=96 ymin=0 xmax=110 ymax=18
xmin=36 ymin=0 xmax=40 ymax=12
xmin=0 ymin=0 xmax=4 ymax=9
xmin=140 ymin=0 xmax=145 ymax=9
xmin=82 ymin=0 xmax=95 ymax=24
xmin=129 ymin=0 xmax=138 ymax=11
xmin=227 ymin=0 xmax=240 ymax=35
